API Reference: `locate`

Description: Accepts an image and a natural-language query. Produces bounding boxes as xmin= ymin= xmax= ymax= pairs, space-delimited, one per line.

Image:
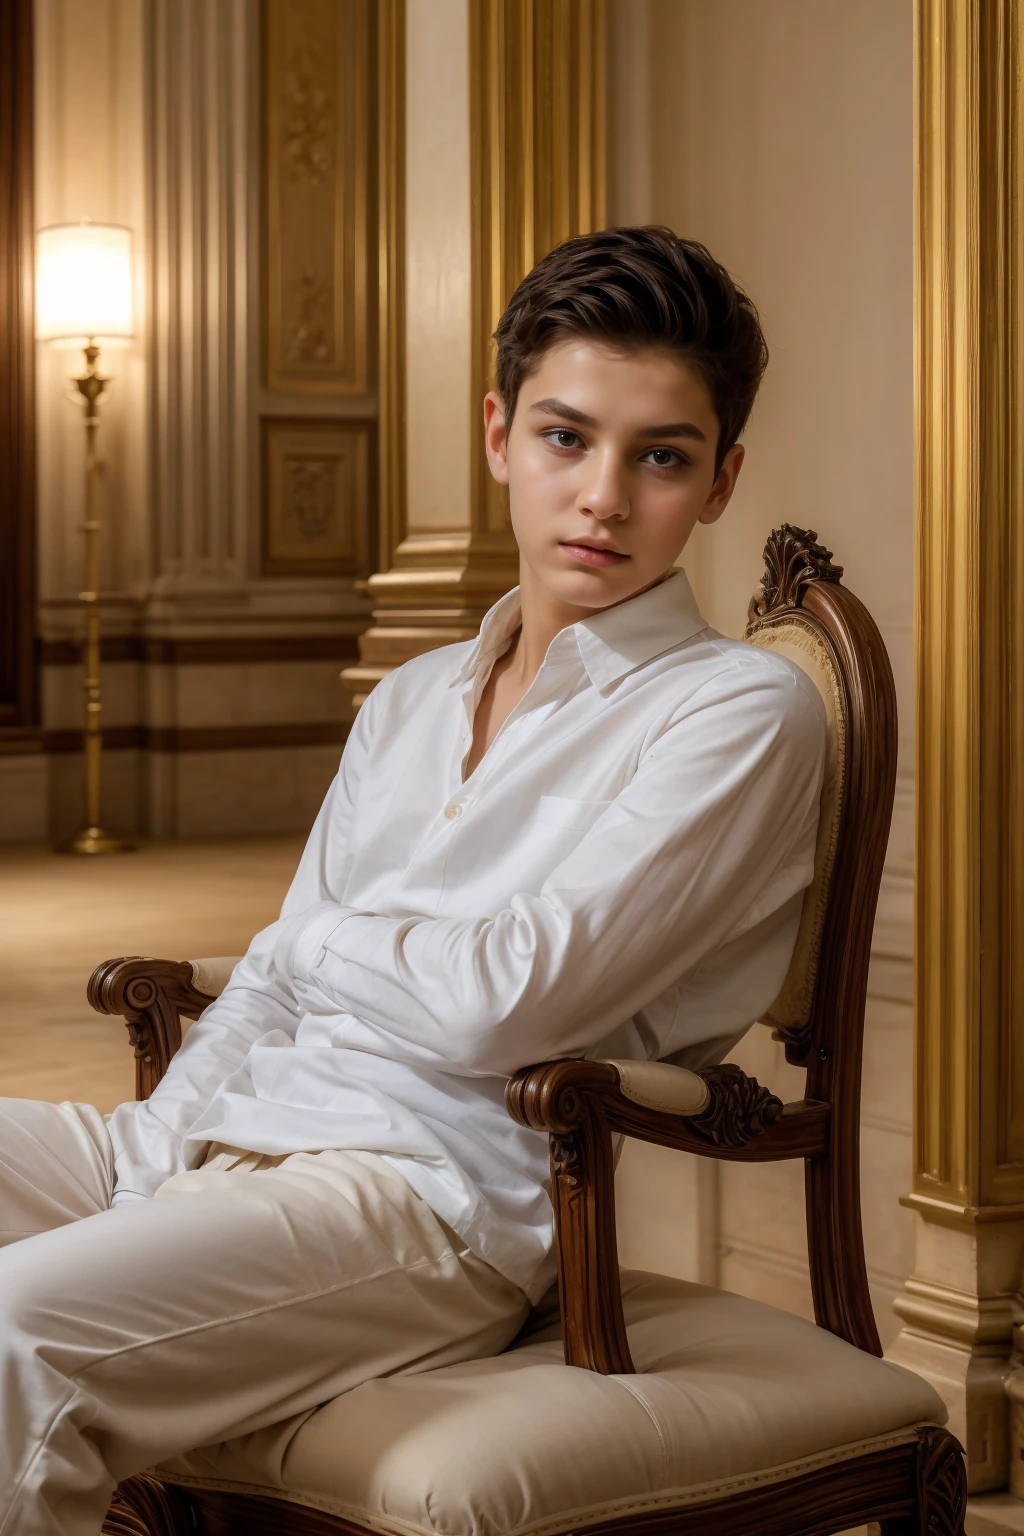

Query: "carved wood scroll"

xmin=88 ymin=957 xmax=214 ymax=1100
xmin=749 ymin=522 xmax=843 ymax=624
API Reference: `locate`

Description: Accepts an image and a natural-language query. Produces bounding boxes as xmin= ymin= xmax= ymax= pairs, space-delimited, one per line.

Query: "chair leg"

xmin=913 ymin=1426 xmax=967 ymax=1536
xmin=103 ymin=1475 xmax=193 ymax=1536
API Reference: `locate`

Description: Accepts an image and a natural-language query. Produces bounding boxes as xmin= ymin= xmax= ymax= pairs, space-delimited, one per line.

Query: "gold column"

xmin=887 ymin=0 xmax=1024 ymax=1494
xmin=343 ymin=0 xmax=606 ymax=705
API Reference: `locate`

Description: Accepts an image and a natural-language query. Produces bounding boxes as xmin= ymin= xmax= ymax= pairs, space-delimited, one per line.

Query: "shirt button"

xmin=444 ymin=804 xmax=461 ymax=820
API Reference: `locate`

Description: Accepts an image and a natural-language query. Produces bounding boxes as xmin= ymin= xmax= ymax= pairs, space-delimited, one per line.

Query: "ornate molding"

xmin=264 ymin=0 xmax=372 ymax=396
xmin=261 ymin=418 xmax=372 ymax=577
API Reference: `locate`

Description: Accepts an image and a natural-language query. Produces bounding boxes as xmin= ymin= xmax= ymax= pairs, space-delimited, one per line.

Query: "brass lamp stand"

xmin=60 ymin=339 xmax=134 ymax=855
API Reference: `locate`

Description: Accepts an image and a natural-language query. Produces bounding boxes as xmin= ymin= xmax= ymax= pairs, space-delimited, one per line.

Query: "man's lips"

xmin=558 ymin=541 xmax=630 ymax=568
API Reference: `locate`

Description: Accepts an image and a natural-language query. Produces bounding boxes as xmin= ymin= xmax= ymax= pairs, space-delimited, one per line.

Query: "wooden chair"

xmin=91 ymin=526 xmax=966 ymax=1536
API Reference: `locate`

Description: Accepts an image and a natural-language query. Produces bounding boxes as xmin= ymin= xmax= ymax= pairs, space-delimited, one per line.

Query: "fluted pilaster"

xmin=888 ymin=0 xmax=1024 ymax=1495
xmin=343 ymin=0 xmax=607 ymax=705
xmin=145 ymin=0 xmax=251 ymax=598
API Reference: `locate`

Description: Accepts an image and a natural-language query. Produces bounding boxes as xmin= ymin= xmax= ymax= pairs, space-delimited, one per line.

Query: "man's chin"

xmin=523 ymin=558 xmax=652 ymax=614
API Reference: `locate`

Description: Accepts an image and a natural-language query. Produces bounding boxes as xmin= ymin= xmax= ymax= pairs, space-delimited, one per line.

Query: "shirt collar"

xmin=450 ymin=569 xmax=708 ymax=696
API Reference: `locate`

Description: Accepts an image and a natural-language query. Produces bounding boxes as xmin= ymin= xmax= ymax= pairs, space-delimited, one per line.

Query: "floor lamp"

xmin=36 ymin=220 xmax=136 ymax=855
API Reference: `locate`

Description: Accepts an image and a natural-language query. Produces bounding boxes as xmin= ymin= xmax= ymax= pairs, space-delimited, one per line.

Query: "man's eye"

xmin=545 ymin=428 xmax=583 ymax=450
xmin=643 ymin=447 xmax=683 ymax=469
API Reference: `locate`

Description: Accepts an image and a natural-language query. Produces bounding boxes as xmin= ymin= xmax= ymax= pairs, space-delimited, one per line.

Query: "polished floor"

xmin=0 ymin=836 xmax=304 ymax=1111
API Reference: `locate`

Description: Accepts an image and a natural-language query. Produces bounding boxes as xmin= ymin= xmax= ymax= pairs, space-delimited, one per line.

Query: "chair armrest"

xmin=87 ymin=957 xmax=228 ymax=1100
xmin=505 ymin=1058 xmax=829 ymax=1374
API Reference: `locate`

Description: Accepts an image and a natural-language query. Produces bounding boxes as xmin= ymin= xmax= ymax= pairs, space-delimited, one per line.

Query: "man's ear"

xmin=698 ymin=442 xmax=744 ymax=526
xmin=483 ymin=391 xmax=510 ymax=485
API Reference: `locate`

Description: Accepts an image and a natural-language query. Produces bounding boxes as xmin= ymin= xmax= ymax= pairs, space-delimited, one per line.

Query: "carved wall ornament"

xmin=287 ymin=271 xmax=332 ymax=363
xmin=283 ymin=49 xmax=335 ymax=185
xmin=262 ymin=420 xmax=372 ymax=578
xmin=284 ymin=457 xmax=338 ymax=544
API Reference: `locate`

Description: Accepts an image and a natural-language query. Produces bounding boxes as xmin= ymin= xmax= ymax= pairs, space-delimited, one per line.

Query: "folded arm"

xmin=286 ymin=665 xmax=826 ymax=1078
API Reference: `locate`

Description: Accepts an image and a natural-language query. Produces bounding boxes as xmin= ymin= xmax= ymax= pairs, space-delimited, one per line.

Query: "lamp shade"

xmin=36 ymin=221 xmax=134 ymax=342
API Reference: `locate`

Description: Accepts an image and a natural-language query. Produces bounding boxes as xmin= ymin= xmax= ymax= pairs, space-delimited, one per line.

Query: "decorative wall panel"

xmin=264 ymin=0 xmax=373 ymax=396
xmin=261 ymin=420 xmax=372 ymax=577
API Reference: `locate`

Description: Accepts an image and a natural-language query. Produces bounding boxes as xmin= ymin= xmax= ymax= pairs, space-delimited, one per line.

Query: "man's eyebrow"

xmin=638 ymin=421 xmax=707 ymax=442
xmin=528 ymin=398 xmax=708 ymax=444
xmin=529 ymin=398 xmax=599 ymax=428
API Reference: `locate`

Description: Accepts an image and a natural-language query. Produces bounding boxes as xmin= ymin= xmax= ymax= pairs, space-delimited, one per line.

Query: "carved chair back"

xmin=746 ymin=526 xmax=897 ymax=1352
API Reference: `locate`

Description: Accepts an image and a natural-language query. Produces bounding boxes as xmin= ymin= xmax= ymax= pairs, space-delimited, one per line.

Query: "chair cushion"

xmin=748 ymin=618 xmax=846 ymax=1035
xmin=159 ymin=1270 xmax=946 ymax=1536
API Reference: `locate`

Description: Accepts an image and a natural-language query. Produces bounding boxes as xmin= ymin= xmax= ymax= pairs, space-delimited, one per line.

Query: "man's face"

xmin=484 ymin=338 xmax=744 ymax=614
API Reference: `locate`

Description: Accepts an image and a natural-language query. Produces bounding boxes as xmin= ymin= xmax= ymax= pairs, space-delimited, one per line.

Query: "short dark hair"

xmin=493 ymin=226 xmax=768 ymax=473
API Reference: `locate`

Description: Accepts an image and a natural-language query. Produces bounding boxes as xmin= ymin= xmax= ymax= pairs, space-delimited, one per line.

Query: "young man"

xmin=0 ymin=227 xmax=825 ymax=1535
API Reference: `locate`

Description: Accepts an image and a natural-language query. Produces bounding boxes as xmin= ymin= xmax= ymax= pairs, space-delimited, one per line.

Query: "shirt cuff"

xmin=292 ymin=905 xmax=356 ymax=982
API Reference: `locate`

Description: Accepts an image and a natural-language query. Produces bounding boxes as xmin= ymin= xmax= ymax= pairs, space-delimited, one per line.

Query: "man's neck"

xmin=502 ymin=564 xmax=592 ymax=687
xmin=506 ymin=561 xmax=675 ymax=691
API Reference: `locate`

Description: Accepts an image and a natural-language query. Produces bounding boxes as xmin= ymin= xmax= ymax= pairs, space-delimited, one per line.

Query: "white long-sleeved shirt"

xmin=107 ymin=570 xmax=826 ymax=1301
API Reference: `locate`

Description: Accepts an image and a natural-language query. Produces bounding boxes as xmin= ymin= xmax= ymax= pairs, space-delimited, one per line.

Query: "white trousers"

xmin=0 ymin=1097 xmax=529 ymax=1536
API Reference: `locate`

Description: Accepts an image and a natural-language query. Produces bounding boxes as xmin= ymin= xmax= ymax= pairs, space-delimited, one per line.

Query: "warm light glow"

xmin=36 ymin=221 xmax=134 ymax=342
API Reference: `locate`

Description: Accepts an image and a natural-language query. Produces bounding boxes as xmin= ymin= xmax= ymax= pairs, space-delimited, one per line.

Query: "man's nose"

xmin=576 ymin=451 xmax=630 ymax=520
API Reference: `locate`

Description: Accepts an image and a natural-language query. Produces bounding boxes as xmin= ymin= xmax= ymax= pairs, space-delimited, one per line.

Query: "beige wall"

xmin=608 ymin=0 xmax=915 ymax=1346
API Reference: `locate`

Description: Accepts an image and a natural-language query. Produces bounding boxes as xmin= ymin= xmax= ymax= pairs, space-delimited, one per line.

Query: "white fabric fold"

xmin=106 ymin=571 xmax=825 ymax=1302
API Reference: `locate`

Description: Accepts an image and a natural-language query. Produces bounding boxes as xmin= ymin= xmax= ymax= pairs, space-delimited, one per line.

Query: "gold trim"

xmin=469 ymin=0 xmax=608 ymax=536
xmin=914 ymin=0 xmax=1024 ymax=1211
xmin=376 ymin=0 xmax=407 ymax=572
